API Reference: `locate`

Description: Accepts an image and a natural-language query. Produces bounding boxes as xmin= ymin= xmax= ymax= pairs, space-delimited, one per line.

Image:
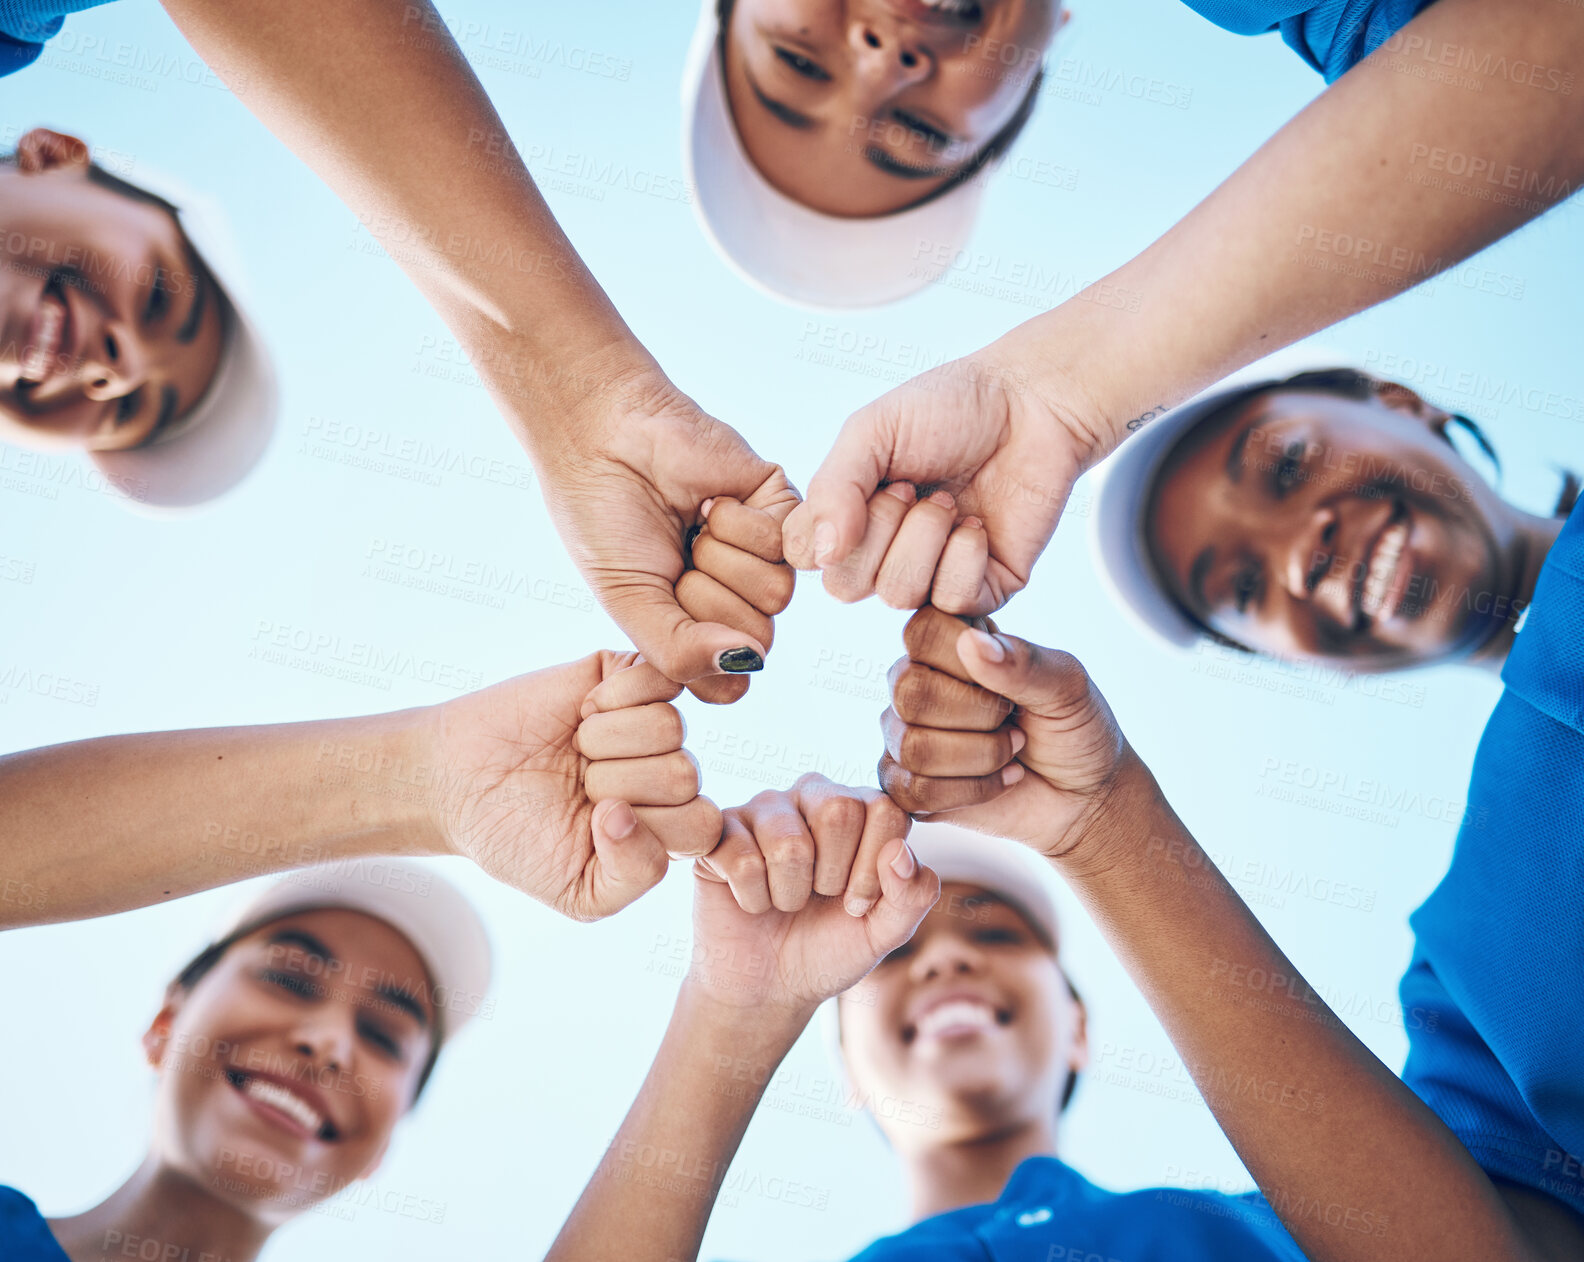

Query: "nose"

xmin=908 ymin=930 xmax=982 ymax=984
xmin=848 ymin=18 xmax=934 ymax=93
xmin=293 ymin=1018 xmax=354 ymax=1074
xmin=1280 ymin=504 xmax=1341 ymax=601
xmin=76 ymin=317 xmax=149 ymax=402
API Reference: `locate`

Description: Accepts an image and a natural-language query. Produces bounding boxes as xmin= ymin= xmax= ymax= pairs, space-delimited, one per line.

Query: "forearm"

xmin=548 ymin=983 xmax=811 ymax=1262
xmin=1000 ymin=0 xmax=1584 ymax=453
xmin=0 ymin=708 xmax=441 ymax=927
xmin=159 ymin=0 xmax=656 ymax=456
xmin=1053 ymin=757 xmax=1538 ymax=1262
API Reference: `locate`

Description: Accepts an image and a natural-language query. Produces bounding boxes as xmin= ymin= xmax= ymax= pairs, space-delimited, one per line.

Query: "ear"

xmin=1065 ymin=988 xmax=1090 ymax=1074
xmin=15 ymin=128 xmax=93 ymax=176
xmin=1367 ymin=378 xmax=1453 ymax=434
xmin=141 ymin=995 xmax=185 ymax=1070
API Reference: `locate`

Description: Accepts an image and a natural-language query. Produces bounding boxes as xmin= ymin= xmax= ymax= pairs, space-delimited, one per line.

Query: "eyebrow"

xmin=747 ymin=73 xmax=818 ymax=130
xmin=374 ymin=984 xmax=430 ymax=1030
xmin=1225 ymin=423 xmax=1255 ymax=484
xmin=863 ymin=146 xmax=952 ymax=180
xmin=1189 ymin=546 xmax=1216 ymax=611
xmin=269 ymin=929 xmax=336 ymax=963
xmin=152 ymin=385 xmax=180 ymax=434
xmin=177 ymin=262 xmax=207 ymax=345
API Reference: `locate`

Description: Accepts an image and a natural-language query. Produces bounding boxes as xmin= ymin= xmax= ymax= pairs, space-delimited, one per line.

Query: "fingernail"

xmin=962 ymin=515 xmax=984 ymax=531
xmin=1001 ymin=763 xmax=1025 ymax=786
xmin=890 ymin=842 xmax=917 ymax=879
xmin=928 ymin=490 xmax=955 ymax=509
xmin=846 ymin=896 xmax=874 ymax=917
xmin=700 ymin=497 xmax=717 ymax=518
xmin=603 ymin=801 xmax=637 ymax=839
xmin=717 ymin=647 xmax=765 ymax=673
xmin=1009 ymin=728 xmax=1027 ymax=755
xmin=813 ymin=521 xmax=838 ymax=565
xmin=882 ymin=482 xmax=917 ymax=504
xmin=965 ymin=629 xmax=1006 ymax=663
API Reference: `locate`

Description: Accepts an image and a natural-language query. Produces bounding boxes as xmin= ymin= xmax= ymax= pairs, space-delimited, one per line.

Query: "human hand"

xmin=537 ymin=371 xmax=800 ymax=705
xmin=783 ymin=355 xmax=1099 ymax=615
xmin=428 ymin=652 xmax=722 ymax=921
xmin=878 ymin=607 xmax=1138 ymax=863
xmin=687 ymin=775 xmax=939 ymax=1014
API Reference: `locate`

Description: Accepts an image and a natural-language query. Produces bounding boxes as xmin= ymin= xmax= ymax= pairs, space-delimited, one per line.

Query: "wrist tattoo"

xmin=1125 ymin=406 xmax=1168 ymax=432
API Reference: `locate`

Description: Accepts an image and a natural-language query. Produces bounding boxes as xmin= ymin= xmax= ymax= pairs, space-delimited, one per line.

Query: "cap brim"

xmin=682 ymin=0 xmax=988 ymax=310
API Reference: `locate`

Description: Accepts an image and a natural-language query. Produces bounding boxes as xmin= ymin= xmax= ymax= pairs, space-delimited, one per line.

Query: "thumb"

xmin=865 ymin=840 xmax=941 ymax=955
xmin=581 ymin=799 xmax=673 ymax=920
xmin=603 ymin=580 xmax=768 ymax=684
xmin=954 ymin=628 xmax=1095 ymax=721
xmin=786 ymin=419 xmax=890 ymax=570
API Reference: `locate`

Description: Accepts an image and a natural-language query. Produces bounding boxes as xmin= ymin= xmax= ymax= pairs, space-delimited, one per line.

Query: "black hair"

xmin=1058 ymin=973 xmax=1081 ymax=1112
xmin=170 ymin=924 xmax=444 ymax=1104
xmin=713 ymin=0 xmax=1046 ymax=208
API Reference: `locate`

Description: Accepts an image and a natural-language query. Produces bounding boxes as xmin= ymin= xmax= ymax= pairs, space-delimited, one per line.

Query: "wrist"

xmin=1042 ymin=749 xmax=1171 ymax=878
xmin=513 ymin=343 xmax=672 ymax=469
xmin=677 ymin=975 xmax=816 ymax=1050
xmin=314 ymin=707 xmax=453 ymax=860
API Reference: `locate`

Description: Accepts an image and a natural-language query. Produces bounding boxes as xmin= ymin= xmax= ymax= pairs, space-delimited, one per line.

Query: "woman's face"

xmin=144 ymin=909 xmax=437 ymax=1221
xmin=724 ymin=0 xmax=1059 ymax=217
xmin=0 ymin=131 xmax=225 ymax=453
xmin=839 ymin=883 xmax=1084 ymax=1147
xmin=1145 ymin=387 xmax=1524 ymax=671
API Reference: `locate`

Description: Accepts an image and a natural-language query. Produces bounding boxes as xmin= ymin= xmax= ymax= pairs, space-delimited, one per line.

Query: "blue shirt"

xmin=1181 ymin=0 xmax=1436 ymax=80
xmin=0 ymin=0 xmax=110 ymax=75
xmin=0 ymin=1187 xmax=69 ymax=1261
xmin=1400 ymin=500 xmax=1584 ymax=1222
xmin=842 ymin=1157 xmax=1309 ymax=1261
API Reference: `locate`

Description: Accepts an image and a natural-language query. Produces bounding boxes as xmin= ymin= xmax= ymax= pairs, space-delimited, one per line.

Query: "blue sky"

xmin=2 ymin=0 xmax=1582 ymax=1258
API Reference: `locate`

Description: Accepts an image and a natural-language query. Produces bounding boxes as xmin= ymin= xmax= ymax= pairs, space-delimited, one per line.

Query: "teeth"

xmin=242 ymin=1077 xmax=326 ymax=1135
xmin=1360 ymin=520 xmax=1408 ymax=620
xmin=918 ymin=0 xmax=980 ymax=14
xmin=21 ymin=296 xmax=63 ymax=381
xmin=914 ymin=999 xmax=997 ymax=1040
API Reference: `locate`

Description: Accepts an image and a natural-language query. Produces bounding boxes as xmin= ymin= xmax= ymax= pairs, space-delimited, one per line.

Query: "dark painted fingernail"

xmin=718 ymin=647 xmax=765 ymax=673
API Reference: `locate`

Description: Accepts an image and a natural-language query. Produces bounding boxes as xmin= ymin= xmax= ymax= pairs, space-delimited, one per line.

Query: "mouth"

xmin=1354 ymin=502 xmax=1414 ymax=627
xmin=225 ymin=1069 xmax=339 ymax=1143
xmin=903 ymin=996 xmax=1009 ymax=1044
xmin=17 ymin=274 xmax=74 ymax=389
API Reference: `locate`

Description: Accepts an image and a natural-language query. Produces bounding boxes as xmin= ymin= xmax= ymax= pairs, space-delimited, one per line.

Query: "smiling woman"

xmin=684 ymin=0 xmax=1061 ymax=307
xmin=0 ymin=127 xmax=276 ymax=510
xmin=0 ymin=865 xmax=491 ymax=1262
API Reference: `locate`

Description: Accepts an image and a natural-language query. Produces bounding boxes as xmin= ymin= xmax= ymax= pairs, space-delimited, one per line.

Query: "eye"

xmin=357 ymin=1016 xmax=402 ymax=1060
xmin=973 ymin=927 xmax=1023 ymax=946
xmin=879 ymin=942 xmax=915 ymax=966
xmin=774 ymin=46 xmax=830 ymax=80
xmin=145 ymin=267 xmax=171 ymax=323
xmin=262 ymin=969 xmax=324 ymax=1000
xmin=892 ymin=109 xmax=951 ymax=150
xmin=1273 ymin=440 xmax=1306 ymax=496
xmin=1233 ymin=561 xmax=1262 ymax=614
xmin=115 ymin=388 xmax=146 ymax=426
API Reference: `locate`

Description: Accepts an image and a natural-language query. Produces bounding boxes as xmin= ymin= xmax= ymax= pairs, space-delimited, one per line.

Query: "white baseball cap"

xmin=682 ymin=0 xmax=994 ymax=309
xmin=87 ymin=165 xmax=278 ymax=514
xmin=206 ymin=860 xmax=493 ymax=1043
xmin=1089 ymin=346 xmax=1356 ymax=649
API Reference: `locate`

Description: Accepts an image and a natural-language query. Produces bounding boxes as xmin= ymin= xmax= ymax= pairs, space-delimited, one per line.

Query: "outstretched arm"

xmin=788 ymin=0 xmax=1584 ymax=613
xmin=158 ymin=0 xmax=798 ymax=696
xmin=548 ymin=778 xmax=937 ymax=1262
xmin=2 ymin=653 xmax=720 ymax=927
xmin=878 ymin=607 xmax=1581 ymax=1262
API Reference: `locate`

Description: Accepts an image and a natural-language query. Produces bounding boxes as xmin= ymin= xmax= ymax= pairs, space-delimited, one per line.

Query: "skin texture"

xmin=0 ymin=129 xmax=225 ymax=453
xmin=156 ymin=0 xmax=797 ymax=701
xmin=838 ymin=882 xmax=1088 ymax=1217
xmin=1144 ymin=383 xmax=1556 ymax=671
xmin=0 ymin=653 xmax=723 ymax=929
xmin=785 ymin=0 xmax=1584 ymax=618
xmin=878 ymin=607 xmax=1584 ymax=1262
xmin=46 ymin=909 xmax=435 ymax=1262
xmin=724 ymin=0 xmax=1059 ymax=216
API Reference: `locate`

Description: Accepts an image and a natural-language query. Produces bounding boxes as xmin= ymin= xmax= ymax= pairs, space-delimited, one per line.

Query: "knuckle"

xmin=793 ymin=772 xmax=834 ymax=794
xmin=897 ymin=725 xmax=932 ymax=771
xmin=665 ymin=751 xmax=701 ymax=800
xmin=812 ymin=793 xmax=865 ymax=835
